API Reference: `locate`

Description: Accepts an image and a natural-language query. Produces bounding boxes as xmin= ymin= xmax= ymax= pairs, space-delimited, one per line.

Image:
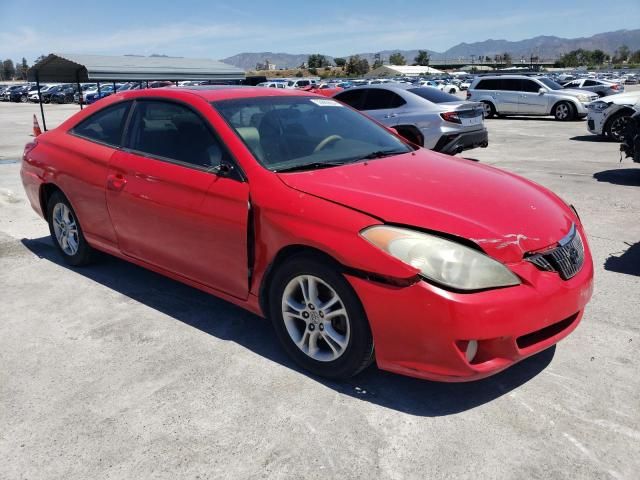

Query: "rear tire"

xmin=47 ymin=191 xmax=93 ymax=266
xmin=553 ymin=101 xmax=575 ymax=121
xmin=481 ymin=101 xmax=496 ymax=119
xmin=268 ymin=254 xmax=374 ymax=379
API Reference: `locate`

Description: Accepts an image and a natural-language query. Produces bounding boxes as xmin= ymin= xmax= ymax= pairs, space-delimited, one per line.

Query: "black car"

xmin=50 ymin=85 xmax=78 ymax=104
xmin=6 ymin=84 xmax=32 ymax=103
xmin=39 ymin=84 xmax=70 ymax=103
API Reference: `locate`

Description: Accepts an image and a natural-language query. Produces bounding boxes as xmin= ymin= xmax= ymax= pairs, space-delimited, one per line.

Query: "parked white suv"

xmin=586 ymin=91 xmax=640 ymax=141
xmin=285 ymin=79 xmax=317 ymax=89
xmin=467 ymin=75 xmax=599 ymax=121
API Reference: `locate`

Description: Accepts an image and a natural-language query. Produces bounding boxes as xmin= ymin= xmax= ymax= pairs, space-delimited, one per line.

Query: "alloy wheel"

xmin=482 ymin=102 xmax=492 ymax=118
xmin=52 ymin=203 xmax=80 ymax=256
xmin=556 ymin=103 xmax=569 ymax=120
xmin=609 ymin=116 xmax=627 ymax=141
xmin=281 ymin=275 xmax=350 ymax=362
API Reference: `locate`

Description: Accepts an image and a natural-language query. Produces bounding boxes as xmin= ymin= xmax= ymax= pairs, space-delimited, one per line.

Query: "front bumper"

xmin=434 ymin=128 xmax=489 ymax=154
xmin=587 ymin=110 xmax=606 ymax=135
xmin=346 ymin=231 xmax=594 ymax=382
xmin=575 ymin=102 xmax=590 ymax=116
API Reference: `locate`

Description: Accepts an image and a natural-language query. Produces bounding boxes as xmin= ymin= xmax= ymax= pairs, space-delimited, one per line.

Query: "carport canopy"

xmin=27 ymin=53 xmax=246 ymax=82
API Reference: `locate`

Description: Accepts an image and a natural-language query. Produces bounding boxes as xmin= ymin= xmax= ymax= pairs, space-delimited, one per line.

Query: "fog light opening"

xmin=465 ymin=340 xmax=478 ymax=363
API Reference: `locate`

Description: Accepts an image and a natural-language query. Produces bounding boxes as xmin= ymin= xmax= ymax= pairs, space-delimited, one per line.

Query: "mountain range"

xmin=221 ymin=29 xmax=640 ymax=70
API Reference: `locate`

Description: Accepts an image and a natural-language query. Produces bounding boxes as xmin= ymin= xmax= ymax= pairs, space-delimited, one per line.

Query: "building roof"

xmin=28 ymin=53 xmax=245 ymax=82
xmin=365 ymin=65 xmax=444 ymax=77
xmin=461 ymin=65 xmax=493 ymax=72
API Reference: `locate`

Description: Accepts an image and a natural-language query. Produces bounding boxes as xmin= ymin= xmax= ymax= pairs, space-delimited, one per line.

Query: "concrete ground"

xmin=1 ymin=94 xmax=639 ymax=480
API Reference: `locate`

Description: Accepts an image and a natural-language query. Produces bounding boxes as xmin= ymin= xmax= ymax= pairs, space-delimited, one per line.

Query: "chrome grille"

xmin=526 ymin=224 xmax=585 ymax=280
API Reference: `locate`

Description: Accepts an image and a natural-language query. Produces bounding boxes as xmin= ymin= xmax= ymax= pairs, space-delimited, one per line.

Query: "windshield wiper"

xmin=360 ymin=149 xmax=407 ymax=160
xmin=274 ymin=161 xmax=347 ymax=173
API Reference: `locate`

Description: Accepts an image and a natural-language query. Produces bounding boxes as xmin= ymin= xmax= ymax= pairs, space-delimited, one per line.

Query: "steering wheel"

xmin=313 ymin=134 xmax=343 ymax=153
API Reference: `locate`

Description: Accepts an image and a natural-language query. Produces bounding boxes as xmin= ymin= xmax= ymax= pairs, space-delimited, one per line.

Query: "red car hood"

xmin=278 ymin=150 xmax=574 ymax=263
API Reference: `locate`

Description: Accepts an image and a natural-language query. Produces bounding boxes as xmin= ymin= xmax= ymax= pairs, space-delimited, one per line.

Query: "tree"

xmin=15 ymin=57 xmax=29 ymax=80
xmin=333 ymin=57 xmax=346 ymax=67
xmin=358 ymin=58 xmax=370 ymax=75
xmin=613 ymin=45 xmax=630 ymax=64
xmin=592 ymin=49 xmax=607 ymax=65
xmin=345 ymin=55 xmax=370 ymax=76
xmin=307 ymin=54 xmax=329 ymax=69
xmin=389 ymin=52 xmax=406 ymax=66
xmin=372 ymin=53 xmax=383 ymax=70
xmin=2 ymin=59 xmax=16 ymax=80
xmin=414 ymin=50 xmax=430 ymax=66
xmin=502 ymin=52 xmax=512 ymax=67
xmin=630 ymin=50 xmax=640 ymax=64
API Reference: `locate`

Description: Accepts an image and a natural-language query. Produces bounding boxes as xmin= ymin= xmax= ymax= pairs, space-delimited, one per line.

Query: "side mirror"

xmin=209 ymin=162 xmax=234 ymax=177
xmin=538 ymin=88 xmax=546 ymax=95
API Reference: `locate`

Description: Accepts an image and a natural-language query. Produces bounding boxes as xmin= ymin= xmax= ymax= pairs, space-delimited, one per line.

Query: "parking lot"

xmin=1 ymin=92 xmax=639 ymax=479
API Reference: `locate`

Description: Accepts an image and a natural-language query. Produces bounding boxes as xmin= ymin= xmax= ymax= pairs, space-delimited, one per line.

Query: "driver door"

xmin=106 ymin=99 xmax=250 ymax=299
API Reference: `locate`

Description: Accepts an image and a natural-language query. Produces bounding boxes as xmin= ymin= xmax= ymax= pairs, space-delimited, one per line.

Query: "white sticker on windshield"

xmin=310 ymin=99 xmax=343 ymax=107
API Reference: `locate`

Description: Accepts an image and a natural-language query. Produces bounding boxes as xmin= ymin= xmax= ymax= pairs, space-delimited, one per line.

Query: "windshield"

xmin=408 ymin=87 xmax=460 ymax=103
xmin=538 ymin=78 xmax=564 ymax=90
xmin=212 ymin=96 xmax=412 ymax=172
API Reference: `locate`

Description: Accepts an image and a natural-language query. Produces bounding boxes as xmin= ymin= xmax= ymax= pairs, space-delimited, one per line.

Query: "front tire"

xmin=268 ymin=255 xmax=374 ymax=379
xmin=47 ymin=191 xmax=93 ymax=266
xmin=553 ymin=101 xmax=575 ymax=121
xmin=605 ymin=112 xmax=630 ymax=142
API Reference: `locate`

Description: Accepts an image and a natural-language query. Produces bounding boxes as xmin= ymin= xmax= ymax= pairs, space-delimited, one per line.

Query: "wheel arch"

xmin=394 ymin=124 xmax=424 ymax=147
xmin=258 ymin=244 xmax=344 ymax=317
xmin=603 ymin=106 xmax=634 ymax=134
xmin=480 ymin=99 xmax=497 ymax=116
xmin=39 ymin=183 xmax=64 ymax=221
xmin=551 ymin=99 xmax=578 ymax=116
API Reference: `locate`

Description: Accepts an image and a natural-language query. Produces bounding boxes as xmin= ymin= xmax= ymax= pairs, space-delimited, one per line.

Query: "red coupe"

xmin=21 ymin=87 xmax=594 ymax=381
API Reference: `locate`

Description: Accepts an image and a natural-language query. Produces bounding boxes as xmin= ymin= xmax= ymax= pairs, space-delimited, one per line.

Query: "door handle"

xmin=384 ymin=113 xmax=397 ymax=118
xmin=107 ymin=174 xmax=127 ymax=191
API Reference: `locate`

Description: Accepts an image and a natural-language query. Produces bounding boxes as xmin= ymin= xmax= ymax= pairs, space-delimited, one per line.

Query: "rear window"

xmin=334 ymin=89 xmax=366 ymax=110
xmin=474 ymin=79 xmax=500 ymax=90
xmin=71 ymin=101 xmax=131 ymax=147
xmin=407 ymin=87 xmax=459 ymax=103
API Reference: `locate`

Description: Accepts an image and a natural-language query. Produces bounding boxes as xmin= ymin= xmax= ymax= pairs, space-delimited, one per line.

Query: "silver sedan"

xmin=333 ymin=84 xmax=488 ymax=154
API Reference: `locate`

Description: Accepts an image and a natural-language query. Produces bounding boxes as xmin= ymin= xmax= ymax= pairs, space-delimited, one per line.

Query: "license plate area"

xmin=461 ymin=116 xmax=483 ymax=127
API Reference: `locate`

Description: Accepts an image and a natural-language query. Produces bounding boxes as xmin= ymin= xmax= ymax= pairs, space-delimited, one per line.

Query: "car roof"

xmin=114 ymin=85 xmax=317 ymax=103
xmin=475 ymin=75 xmax=545 ymax=80
xmin=340 ymin=84 xmax=415 ymax=92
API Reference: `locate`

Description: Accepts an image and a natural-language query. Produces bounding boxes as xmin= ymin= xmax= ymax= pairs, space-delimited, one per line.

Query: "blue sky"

xmin=1 ymin=0 xmax=639 ymax=63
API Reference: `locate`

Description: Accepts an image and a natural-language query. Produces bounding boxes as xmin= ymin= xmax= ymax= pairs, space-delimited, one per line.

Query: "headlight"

xmin=586 ymin=101 xmax=610 ymax=111
xmin=361 ymin=226 xmax=521 ymax=291
xmin=577 ymin=94 xmax=591 ymax=102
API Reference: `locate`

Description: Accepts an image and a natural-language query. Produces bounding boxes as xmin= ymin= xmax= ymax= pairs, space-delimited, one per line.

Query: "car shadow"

xmin=489 ymin=116 xmax=584 ymax=122
xmin=569 ymin=135 xmax=607 ymax=142
xmin=604 ymin=242 xmax=640 ymax=277
xmin=593 ymin=168 xmax=640 ymax=186
xmin=21 ymin=236 xmax=556 ymax=417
